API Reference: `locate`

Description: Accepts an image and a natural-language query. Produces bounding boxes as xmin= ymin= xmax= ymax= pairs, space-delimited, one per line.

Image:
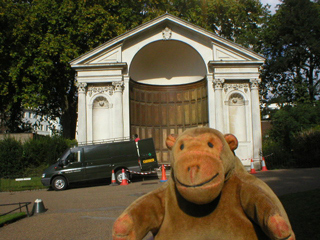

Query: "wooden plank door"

xmin=130 ymin=80 xmax=208 ymax=163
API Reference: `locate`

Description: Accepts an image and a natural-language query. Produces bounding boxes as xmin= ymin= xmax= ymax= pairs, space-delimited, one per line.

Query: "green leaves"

xmin=269 ymin=103 xmax=320 ymax=148
xmin=206 ymin=0 xmax=270 ymax=49
xmin=261 ymin=0 xmax=320 ymax=103
xmin=0 ymin=0 xmax=127 ymax=136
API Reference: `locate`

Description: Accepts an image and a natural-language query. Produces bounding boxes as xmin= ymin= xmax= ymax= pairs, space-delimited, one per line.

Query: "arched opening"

xmin=129 ymin=40 xmax=207 ymax=85
xmin=129 ymin=40 xmax=208 ymax=163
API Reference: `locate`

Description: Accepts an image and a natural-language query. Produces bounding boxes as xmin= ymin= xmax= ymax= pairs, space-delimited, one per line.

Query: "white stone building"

xmin=22 ymin=110 xmax=61 ymax=136
xmin=70 ymin=14 xmax=265 ymax=166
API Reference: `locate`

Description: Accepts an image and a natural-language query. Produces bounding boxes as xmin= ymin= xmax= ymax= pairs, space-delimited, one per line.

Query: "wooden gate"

xmin=130 ymin=80 xmax=208 ymax=163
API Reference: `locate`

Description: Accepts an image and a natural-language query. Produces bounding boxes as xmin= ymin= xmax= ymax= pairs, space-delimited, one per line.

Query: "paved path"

xmin=0 ymin=168 xmax=319 ymax=240
xmin=254 ymin=168 xmax=320 ymax=196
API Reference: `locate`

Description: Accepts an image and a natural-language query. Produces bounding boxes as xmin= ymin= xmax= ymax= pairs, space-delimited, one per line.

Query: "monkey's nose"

xmin=188 ymin=165 xmax=200 ymax=183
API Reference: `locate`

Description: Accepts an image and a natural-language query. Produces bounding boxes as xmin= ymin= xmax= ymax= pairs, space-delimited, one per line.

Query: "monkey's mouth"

xmin=176 ymin=173 xmax=219 ymax=188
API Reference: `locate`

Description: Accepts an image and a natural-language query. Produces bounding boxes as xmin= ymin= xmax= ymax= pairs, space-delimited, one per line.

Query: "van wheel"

xmin=115 ymin=170 xmax=129 ymax=184
xmin=52 ymin=176 xmax=68 ymax=191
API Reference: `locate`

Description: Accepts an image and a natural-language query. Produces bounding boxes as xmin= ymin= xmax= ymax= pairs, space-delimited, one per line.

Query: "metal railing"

xmin=78 ymin=136 xmax=131 ymax=146
xmin=0 ymin=202 xmax=32 ymax=217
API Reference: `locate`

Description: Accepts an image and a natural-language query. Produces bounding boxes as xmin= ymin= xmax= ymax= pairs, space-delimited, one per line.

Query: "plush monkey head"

xmin=166 ymin=128 xmax=238 ymax=205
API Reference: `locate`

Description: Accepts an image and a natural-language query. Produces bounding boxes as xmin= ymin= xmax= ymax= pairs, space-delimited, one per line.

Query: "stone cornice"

xmin=71 ymin=62 xmax=127 ymax=70
xmin=208 ymin=60 xmax=264 ymax=68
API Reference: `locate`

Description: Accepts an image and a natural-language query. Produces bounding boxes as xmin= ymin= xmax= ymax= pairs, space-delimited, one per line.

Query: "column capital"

xmin=249 ymin=78 xmax=261 ymax=90
xmin=213 ymin=79 xmax=225 ymax=90
xmin=76 ymin=82 xmax=87 ymax=92
xmin=112 ymin=81 xmax=124 ymax=92
xmin=123 ymin=75 xmax=130 ymax=83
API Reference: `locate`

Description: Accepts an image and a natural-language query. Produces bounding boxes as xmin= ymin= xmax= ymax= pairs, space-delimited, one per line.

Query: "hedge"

xmin=0 ymin=136 xmax=77 ymax=178
xmin=292 ymin=128 xmax=320 ymax=168
xmin=0 ymin=138 xmax=24 ymax=178
xmin=263 ymin=127 xmax=320 ymax=169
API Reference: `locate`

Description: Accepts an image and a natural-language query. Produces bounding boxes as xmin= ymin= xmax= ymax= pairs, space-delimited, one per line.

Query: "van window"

xmin=70 ymin=150 xmax=82 ymax=162
xmin=67 ymin=152 xmax=79 ymax=163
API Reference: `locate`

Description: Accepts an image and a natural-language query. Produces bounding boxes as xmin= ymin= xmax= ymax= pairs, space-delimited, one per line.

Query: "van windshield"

xmin=60 ymin=149 xmax=71 ymax=160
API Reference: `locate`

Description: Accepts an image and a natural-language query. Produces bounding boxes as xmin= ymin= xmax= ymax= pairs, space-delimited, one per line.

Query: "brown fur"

xmin=113 ymin=127 xmax=295 ymax=240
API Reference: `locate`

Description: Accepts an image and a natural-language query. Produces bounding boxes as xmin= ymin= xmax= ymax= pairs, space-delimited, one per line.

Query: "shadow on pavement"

xmin=46 ymin=173 xmax=160 ymax=191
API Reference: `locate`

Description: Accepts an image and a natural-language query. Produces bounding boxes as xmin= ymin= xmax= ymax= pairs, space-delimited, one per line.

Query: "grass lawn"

xmin=280 ymin=189 xmax=320 ymax=239
xmin=0 ymin=177 xmax=48 ymax=192
xmin=0 ymin=212 xmax=27 ymax=227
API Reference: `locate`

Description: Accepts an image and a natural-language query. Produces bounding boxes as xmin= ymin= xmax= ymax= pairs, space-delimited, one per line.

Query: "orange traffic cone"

xmin=160 ymin=165 xmax=168 ymax=182
xmin=120 ymin=169 xmax=129 ymax=186
xmin=111 ymin=169 xmax=118 ymax=186
xmin=261 ymin=157 xmax=268 ymax=171
xmin=250 ymin=159 xmax=257 ymax=174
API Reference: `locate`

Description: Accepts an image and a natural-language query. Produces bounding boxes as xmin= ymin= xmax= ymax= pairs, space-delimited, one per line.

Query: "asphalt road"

xmin=0 ymin=168 xmax=319 ymax=240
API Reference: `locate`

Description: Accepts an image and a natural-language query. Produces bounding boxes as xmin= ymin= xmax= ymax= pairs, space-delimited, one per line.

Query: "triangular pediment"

xmin=70 ymin=14 xmax=264 ymax=67
xmin=87 ymin=45 xmax=122 ymax=64
xmin=215 ymin=46 xmax=247 ymax=61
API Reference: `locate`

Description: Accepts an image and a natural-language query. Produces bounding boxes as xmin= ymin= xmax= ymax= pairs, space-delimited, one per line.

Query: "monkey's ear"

xmin=224 ymin=134 xmax=238 ymax=151
xmin=166 ymin=134 xmax=178 ymax=150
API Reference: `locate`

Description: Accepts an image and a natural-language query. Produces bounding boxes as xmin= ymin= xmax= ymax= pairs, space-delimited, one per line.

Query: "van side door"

xmin=138 ymin=138 xmax=158 ymax=171
xmin=59 ymin=148 xmax=85 ymax=183
xmin=84 ymin=144 xmax=113 ymax=180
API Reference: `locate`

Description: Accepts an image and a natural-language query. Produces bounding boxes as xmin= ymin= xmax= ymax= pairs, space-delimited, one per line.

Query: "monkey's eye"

xmin=208 ymin=142 xmax=214 ymax=148
xmin=180 ymin=144 xmax=184 ymax=150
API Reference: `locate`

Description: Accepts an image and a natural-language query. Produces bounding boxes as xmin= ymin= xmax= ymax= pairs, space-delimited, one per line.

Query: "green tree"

xmin=0 ymin=1 xmax=30 ymax=132
xmin=113 ymin=0 xmax=203 ymax=28
xmin=268 ymin=103 xmax=320 ymax=150
xmin=206 ymin=0 xmax=270 ymax=49
xmin=0 ymin=0 xmax=125 ymax=137
xmin=263 ymin=103 xmax=320 ymax=169
xmin=261 ymin=0 xmax=320 ymax=103
xmin=112 ymin=0 xmax=270 ymax=49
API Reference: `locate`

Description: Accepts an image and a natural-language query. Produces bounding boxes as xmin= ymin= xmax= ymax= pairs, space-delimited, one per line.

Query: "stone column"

xmin=123 ymin=76 xmax=130 ymax=139
xmin=76 ymin=82 xmax=87 ymax=144
xmin=207 ymin=74 xmax=215 ymax=129
xmin=250 ymin=78 xmax=262 ymax=161
xmin=87 ymin=102 xmax=93 ymax=143
xmin=213 ymin=79 xmax=225 ymax=132
xmin=112 ymin=81 xmax=124 ymax=139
